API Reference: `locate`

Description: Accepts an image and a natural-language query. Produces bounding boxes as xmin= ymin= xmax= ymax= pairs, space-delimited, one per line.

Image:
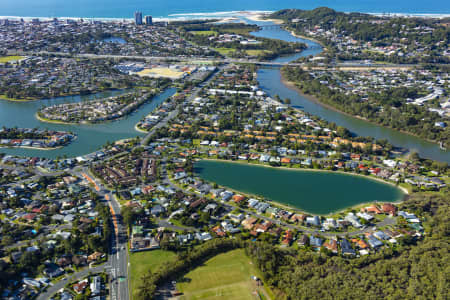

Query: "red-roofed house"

xmin=363 ymin=205 xmax=382 ymax=214
xmin=282 ymin=230 xmax=293 ymax=245
xmin=22 ymin=213 xmax=37 ymax=222
xmin=73 ymin=279 xmax=88 ymax=294
xmin=381 ymin=203 xmax=397 ymax=216
xmin=232 ymin=194 xmax=246 ymax=203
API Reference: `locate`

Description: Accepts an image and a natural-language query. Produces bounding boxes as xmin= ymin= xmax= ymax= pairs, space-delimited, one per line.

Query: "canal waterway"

xmin=0 ymin=19 xmax=448 ymax=163
xmin=102 ymin=36 xmax=127 ymax=44
xmin=0 ymin=88 xmax=176 ymax=158
xmin=194 ymin=160 xmax=406 ymax=215
xmin=247 ymin=19 xmax=450 ymax=163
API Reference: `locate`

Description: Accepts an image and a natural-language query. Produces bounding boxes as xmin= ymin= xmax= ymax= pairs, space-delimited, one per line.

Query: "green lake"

xmin=194 ymin=160 xmax=406 ymax=215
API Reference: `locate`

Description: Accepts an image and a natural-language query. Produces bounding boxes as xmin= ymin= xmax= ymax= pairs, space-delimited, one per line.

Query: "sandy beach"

xmin=244 ymin=12 xmax=284 ymax=24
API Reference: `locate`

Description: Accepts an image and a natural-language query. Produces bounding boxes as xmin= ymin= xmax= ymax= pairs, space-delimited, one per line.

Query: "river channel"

xmin=247 ymin=18 xmax=450 ymax=164
xmin=0 ymin=19 xmax=449 ymax=163
xmin=0 ymin=88 xmax=176 ymax=158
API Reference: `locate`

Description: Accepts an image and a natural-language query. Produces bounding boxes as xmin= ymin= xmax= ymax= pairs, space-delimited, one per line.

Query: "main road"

xmin=9 ymin=50 xmax=426 ymax=69
xmin=41 ymin=68 xmax=223 ymax=299
xmin=74 ymin=64 xmax=222 ymax=298
xmin=75 ymin=169 xmax=130 ymax=300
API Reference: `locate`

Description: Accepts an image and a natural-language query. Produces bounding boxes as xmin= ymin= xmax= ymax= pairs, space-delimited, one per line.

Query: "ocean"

xmin=1 ymin=0 xmax=450 ymax=19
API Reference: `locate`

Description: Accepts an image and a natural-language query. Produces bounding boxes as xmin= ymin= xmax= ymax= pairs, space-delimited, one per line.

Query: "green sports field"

xmin=0 ymin=56 xmax=24 ymax=63
xmin=189 ymin=30 xmax=217 ymax=36
xmin=213 ymin=47 xmax=236 ymax=56
xmin=129 ymin=249 xmax=176 ymax=299
xmin=177 ymin=249 xmax=271 ymax=300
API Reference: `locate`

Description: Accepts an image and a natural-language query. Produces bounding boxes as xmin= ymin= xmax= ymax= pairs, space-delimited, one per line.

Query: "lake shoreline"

xmin=199 ymin=158 xmax=409 ymax=194
xmin=195 ymin=158 xmax=408 ymax=215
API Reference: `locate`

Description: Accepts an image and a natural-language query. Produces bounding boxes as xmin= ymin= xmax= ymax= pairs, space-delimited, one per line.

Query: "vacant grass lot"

xmin=189 ymin=30 xmax=217 ymax=36
xmin=129 ymin=249 xmax=176 ymax=299
xmin=213 ymin=47 xmax=236 ymax=56
xmin=245 ymin=50 xmax=272 ymax=56
xmin=0 ymin=56 xmax=24 ymax=63
xmin=177 ymin=249 xmax=270 ymax=300
xmin=221 ymin=28 xmax=256 ymax=35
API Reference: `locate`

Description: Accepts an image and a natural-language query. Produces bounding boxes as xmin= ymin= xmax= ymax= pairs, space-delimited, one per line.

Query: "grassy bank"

xmin=0 ymin=94 xmax=37 ymax=102
xmin=35 ymin=113 xmax=77 ymax=125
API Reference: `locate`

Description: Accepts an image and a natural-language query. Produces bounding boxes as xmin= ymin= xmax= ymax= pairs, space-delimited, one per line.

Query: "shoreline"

xmin=35 ymin=91 xmax=155 ymax=126
xmin=279 ymin=74 xmax=446 ymax=149
xmin=245 ymin=13 xmax=285 ymax=25
xmin=134 ymin=123 xmax=149 ymax=134
xmin=287 ymin=30 xmax=327 ymax=50
xmin=196 ymin=158 xmax=408 ymax=216
xmin=1 ymin=88 xmax=129 ymax=103
xmin=0 ymin=145 xmax=64 ymax=151
xmin=0 ymin=95 xmax=38 ymax=102
xmin=35 ymin=113 xmax=78 ymax=125
xmin=1 ymin=10 xmax=449 ymax=22
xmin=0 ymin=135 xmax=77 ymax=151
xmin=199 ymin=158 xmax=409 ymax=195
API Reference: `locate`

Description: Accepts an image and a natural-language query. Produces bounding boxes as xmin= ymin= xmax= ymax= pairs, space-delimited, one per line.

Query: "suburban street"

xmin=37 ymin=72 xmax=220 ymax=299
xmin=1 ymin=59 xmax=399 ymax=299
xmin=36 ymin=264 xmax=108 ymax=300
xmin=141 ymin=67 xmax=221 ymax=146
xmin=4 ymin=224 xmax=72 ymax=251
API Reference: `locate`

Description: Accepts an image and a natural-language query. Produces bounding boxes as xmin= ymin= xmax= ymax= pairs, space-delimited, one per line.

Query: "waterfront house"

xmin=306 ymin=216 xmax=321 ymax=227
xmin=381 ymin=203 xmax=397 ymax=216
